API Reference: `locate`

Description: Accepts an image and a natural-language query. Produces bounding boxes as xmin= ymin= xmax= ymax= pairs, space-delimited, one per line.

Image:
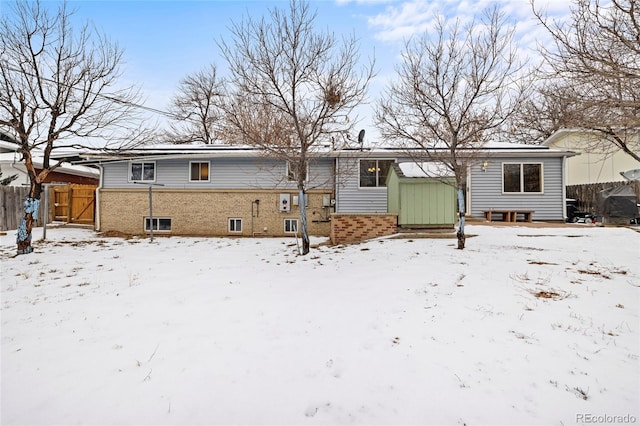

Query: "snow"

xmin=398 ymin=162 xmax=453 ymax=178
xmin=1 ymin=224 xmax=639 ymax=425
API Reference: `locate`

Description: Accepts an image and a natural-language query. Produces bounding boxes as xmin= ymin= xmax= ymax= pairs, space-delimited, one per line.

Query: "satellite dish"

xmin=620 ymin=169 xmax=640 ymax=182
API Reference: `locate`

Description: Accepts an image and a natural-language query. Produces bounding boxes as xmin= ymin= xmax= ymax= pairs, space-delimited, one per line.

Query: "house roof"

xmin=0 ymin=144 xmax=99 ymax=179
xmin=0 ymin=140 xmax=20 ymax=154
xmin=74 ymin=140 xmax=577 ymax=163
xmin=542 ymin=128 xmax=640 ymax=148
xmin=541 ymin=128 xmax=598 ymax=147
xmin=395 ymin=162 xmax=455 ymax=178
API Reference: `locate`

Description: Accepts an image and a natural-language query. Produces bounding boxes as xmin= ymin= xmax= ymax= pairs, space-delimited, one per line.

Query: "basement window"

xmin=229 ymin=218 xmax=242 ymax=233
xmin=144 ymin=217 xmax=172 ymax=232
xmin=284 ymin=218 xmax=298 ymax=234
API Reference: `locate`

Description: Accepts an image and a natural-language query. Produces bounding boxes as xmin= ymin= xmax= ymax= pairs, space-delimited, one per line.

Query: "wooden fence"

xmin=0 ymin=184 xmax=96 ymax=231
xmin=1 ymin=186 xmax=42 ymax=231
xmin=567 ymin=181 xmax=640 ymax=213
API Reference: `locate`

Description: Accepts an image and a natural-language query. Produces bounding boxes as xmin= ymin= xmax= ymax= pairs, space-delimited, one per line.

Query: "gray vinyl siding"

xmin=335 ymin=157 xmax=393 ymax=213
xmin=469 ymin=156 xmax=565 ymax=220
xmin=102 ymin=157 xmax=334 ymax=190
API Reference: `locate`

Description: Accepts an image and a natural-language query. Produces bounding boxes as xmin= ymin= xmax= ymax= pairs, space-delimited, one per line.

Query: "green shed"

xmin=386 ymin=162 xmax=457 ymax=228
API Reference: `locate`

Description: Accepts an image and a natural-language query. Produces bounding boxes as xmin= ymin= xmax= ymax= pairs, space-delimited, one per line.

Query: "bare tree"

xmin=0 ymin=0 xmax=148 ymax=255
xmin=507 ymin=80 xmax=583 ymax=145
xmin=218 ymin=0 xmax=375 ymax=255
xmin=533 ymin=0 xmax=640 ymax=161
xmin=376 ymin=6 xmax=526 ymax=249
xmin=168 ymin=64 xmax=225 ymax=144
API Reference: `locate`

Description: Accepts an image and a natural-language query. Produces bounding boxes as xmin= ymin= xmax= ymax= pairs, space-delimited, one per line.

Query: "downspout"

xmin=334 ymin=157 xmax=340 ymax=213
xmin=10 ymin=152 xmax=29 ymax=185
xmin=466 ymin=162 xmax=472 ymax=216
xmin=561 ymin=155 xmax=568 ymax=222
xmin=251 ymin=199 xmax=260 ymax=236
xmin=95 ymin=164 xmax=103 ymax=231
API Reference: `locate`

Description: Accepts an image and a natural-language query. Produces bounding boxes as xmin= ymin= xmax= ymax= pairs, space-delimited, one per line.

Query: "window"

xmin=229 ymin=218 xmax=242 ymax=233
xmin=190 ymin=161 xmax=210 ymax=182
xmin=503 ymin=163 xmax=543 ymax=193
xmin=286 ymin=161 xmax=308 ymax=182
xmin=359 ymin=159 xmax=393 ymax=187
xmin=284 ymin=218 xmax=298 ymax=234
xmin=144 ymin=217 xmax=172 ymax=231
xmin=130 ymin=162 xmax=155 ymax=182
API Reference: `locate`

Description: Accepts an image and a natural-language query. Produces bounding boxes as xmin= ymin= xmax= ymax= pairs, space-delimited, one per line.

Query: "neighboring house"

xmin=0 ymin=133 xmax=100 ymax=230
xmin=542 ymin=129 xmax=639 ymax=185
xmin=0 ymin=137 xmax=99 ymax=186
xmin=81 ymin=141 xmax=575 ymax=239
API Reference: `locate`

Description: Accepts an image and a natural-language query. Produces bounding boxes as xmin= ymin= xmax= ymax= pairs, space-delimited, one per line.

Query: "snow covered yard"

xmin=1 ymin=224 xmax=638 ymax=426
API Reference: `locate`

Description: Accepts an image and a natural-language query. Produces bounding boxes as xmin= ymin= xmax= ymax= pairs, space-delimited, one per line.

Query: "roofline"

xmin=542 ymin=128 xmax=595 ymax=146
xmin=7 ymin=159 xmax=99 ymax=178
xmin=78 ymin=147 xmax=576 ymax=162
xmin=542 ymin=127 xmax=640 ymax=146
xmin=332 ymin=147 xmax=577 ymax=159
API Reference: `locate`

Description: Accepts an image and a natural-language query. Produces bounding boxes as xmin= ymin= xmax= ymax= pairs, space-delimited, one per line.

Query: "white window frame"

xmin=189 ymin=161 xmax=210 ymax=182
xmin=286 ymin=161 xmax=310 ymax=182
xmin=228 ymin=218 xmax=243 ymax=233
xmin=284 ymin=218 xmax=298 ymax=234
xmin=144 ymin=217 xmax=172 ymax=232
xmin=501 ymin=162 xmax=544 ymax=194
xmin=358 ymin=159 xmax=394 ymax=188
xmin=129 ymin=161 xmax=156 ymax=182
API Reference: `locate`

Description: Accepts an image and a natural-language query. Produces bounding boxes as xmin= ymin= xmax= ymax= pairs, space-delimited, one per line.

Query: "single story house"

xmin=78 ymin=141 xmax=576 ymax=241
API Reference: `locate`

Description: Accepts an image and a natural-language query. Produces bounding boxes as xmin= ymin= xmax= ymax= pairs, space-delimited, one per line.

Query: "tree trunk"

xmin=16 ymin=180 xmax=42 ymax=255
xmin=16 ymin=196 xmax=41 ymax=255
xmin=299 ymin=187 xmax=310 ymax=255
xmin=456 ymin=187 xmax=466 ymax=250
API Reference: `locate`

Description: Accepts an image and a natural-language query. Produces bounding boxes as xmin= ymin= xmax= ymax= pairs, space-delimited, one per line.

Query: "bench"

xmin=483 ymin=209 xmax=534 ymax=222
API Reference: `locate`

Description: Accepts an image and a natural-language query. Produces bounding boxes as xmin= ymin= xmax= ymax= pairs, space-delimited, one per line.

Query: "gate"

xmin=51 ymin=184 xmax=96 ymax=224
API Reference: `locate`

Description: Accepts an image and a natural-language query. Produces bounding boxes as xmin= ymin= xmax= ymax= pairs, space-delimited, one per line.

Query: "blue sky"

xmin=2 ymin=0 xmax=574 ymax=142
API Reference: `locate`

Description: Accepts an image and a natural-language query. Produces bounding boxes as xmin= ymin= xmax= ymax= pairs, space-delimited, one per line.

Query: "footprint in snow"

xmin=305 ymin=402 xmax=331 ymax=417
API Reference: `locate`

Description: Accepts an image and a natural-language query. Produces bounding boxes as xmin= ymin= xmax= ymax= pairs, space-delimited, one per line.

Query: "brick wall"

xmin=98 ymin=189 xmax=332 ymax=237
xmin=330 ymin=213 xmax=398 ymax=244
